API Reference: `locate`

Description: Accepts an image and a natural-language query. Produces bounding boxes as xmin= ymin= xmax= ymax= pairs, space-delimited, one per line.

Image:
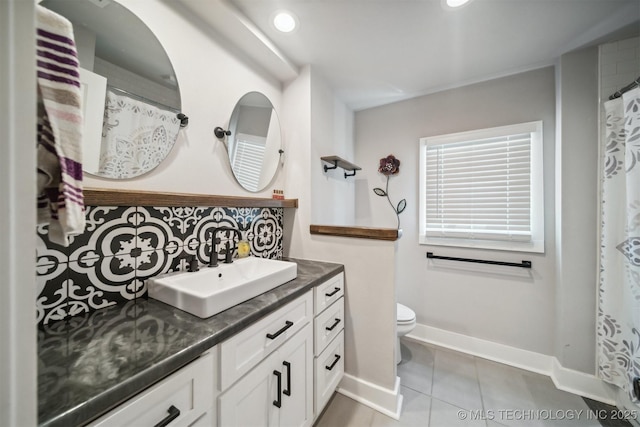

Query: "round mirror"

xmin=227 ymin=92 xmax=282 ymax=192
xmin=40 ymin=0 xmax=182 ymax=179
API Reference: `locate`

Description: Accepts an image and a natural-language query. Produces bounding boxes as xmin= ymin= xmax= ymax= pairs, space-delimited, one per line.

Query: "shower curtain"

xmin=99 ymin=90 xmax=181 ymax=179
xmin=597 ymin=86 xmax=640 ymax=404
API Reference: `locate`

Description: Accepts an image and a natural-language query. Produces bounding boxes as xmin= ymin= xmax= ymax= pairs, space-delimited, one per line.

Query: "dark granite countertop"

xmin=38 ymin=258 xmax=344 ymax=427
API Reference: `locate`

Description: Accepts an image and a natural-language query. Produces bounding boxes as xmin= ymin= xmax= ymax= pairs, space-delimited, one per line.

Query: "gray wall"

xmin=354 ymin=67 xmax=558 ymax=357
xmin=554 ymin=47 xmax=599 ymax=373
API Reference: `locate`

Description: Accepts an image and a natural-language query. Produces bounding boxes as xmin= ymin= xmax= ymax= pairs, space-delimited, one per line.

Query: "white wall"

xmin=310 ymin=71 xmax=356 ymax=225
xmin=83 ymin=0 xmax=286 ymax=198
xmin=599 ymin=36 xmax=640 ymax=102
xmin=74 ymin=24 xmax=96 ymax=71
xmin=1 ymin=1 xmax=37 ymax=425
xmin=283 ymin=67 xmax=399 ymax=414
xmin=554 ymin=46 xmax=599 ymax=374
xmin=94 ymin=57 xmax=181 ymax=110
xmin=355 ymin=68 xmax=557 ymax=356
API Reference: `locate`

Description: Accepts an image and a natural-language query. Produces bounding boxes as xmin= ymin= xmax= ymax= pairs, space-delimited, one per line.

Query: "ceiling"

xmin=183 ymin=0 xmax=640 ymax=110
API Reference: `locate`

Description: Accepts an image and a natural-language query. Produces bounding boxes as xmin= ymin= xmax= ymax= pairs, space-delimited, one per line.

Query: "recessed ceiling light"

xmin=273 ymin=11 xmax=297 ymax=33
xmin=444 ymin=0 xmax=472 ymax=8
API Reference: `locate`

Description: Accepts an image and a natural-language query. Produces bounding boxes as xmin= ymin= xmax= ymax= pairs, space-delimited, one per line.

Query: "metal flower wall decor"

xmin=373 ymin=154 xmax=406 ymax=229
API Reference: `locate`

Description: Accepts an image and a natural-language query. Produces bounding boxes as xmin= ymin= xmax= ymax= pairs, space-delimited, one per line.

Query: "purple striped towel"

xmin=36 ymin=5 xmax=85 ymax=246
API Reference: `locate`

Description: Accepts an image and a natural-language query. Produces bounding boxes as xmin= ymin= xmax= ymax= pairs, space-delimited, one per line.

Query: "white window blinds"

xmin=231 ymin=133 xmax=266 ymax=192
xmin=419 ymin=121 xmax=544 ymax=252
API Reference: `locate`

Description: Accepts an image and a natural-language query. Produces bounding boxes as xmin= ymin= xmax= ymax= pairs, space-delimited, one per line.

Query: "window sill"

xmin=420 ymin=236 xmax=544 ymax=253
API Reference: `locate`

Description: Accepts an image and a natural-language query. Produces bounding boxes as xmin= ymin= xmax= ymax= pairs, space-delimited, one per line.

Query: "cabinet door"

xmin=314 ymin=331 xmax=344 ymax=417
xmin=218 ymin=350 xmax=280 ymax=427
xmin=218 ymin=324 xmax=313 ymax=427
xmin=278 ymin=323 xmax=313 ymax=427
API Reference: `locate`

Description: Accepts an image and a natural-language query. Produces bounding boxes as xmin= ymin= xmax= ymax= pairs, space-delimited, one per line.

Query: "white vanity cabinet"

xmin=313 ymin=272 xmax=345 ymax=420
xmin=85 ymin=272 xmax=345 ymax=427
xmin=218 ymin=323 xmax=313 ymax=427
xmin=217 ymin=291 xmax=314 ymax=427
xmin=88 ymin=351 xmax=216 ymax=427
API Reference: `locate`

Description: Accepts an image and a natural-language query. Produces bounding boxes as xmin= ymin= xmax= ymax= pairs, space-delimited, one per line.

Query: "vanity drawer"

xmin=220 ymin=291 xmax=313 ymax=390
xmin=314 ymin=331 xmax=344 ymax=416
xmin=89 ymin=352 xmax=214 ymax=427
xmin=314 ymin=272 xmax=344 ymax=315
xmin=314 ymin=296 xmax=344 ymax=356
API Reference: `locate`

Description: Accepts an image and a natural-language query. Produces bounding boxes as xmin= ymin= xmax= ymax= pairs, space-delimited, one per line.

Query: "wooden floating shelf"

xmin=310 ymin=224 xmax=399 ymax=241
xmin=84 ymin=188 xmax=298 ymax=208
xmin=321 ymin=155 xmax=361 ymax=178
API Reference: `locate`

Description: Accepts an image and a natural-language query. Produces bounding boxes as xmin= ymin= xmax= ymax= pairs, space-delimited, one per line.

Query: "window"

xmin=231 ymin=133 xmax=266 ymax=192
xmin=419 ymin=121 xmax=544 ymax=253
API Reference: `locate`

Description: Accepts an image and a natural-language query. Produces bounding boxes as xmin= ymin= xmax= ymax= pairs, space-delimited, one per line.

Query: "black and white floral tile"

xmin=36 ymin=206 xmax=284 ymax=326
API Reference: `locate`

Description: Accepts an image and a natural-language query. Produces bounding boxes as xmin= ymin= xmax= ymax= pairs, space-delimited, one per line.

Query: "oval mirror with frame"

xmin=226 ymin=92 xmax=282 ymax=192
xmin=40 ymin=0 xmax=182 ymax=180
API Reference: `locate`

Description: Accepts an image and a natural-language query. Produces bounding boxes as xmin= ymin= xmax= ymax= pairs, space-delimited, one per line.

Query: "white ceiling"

xmin=184 ymin=0 xmax=640 ymax=110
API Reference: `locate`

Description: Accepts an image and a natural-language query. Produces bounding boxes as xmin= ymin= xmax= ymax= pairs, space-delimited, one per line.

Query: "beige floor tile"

xmin=429 ymin=398 xmax=488 ymax=427
xmin=372 ymin=386 xmax=432 ymax=427
xmin=397 ymin=339 xmax=435 ymax=396
xmin=475 ymin=358 xmax=543 ymax=427
xmin=318 ymin=341 xmax=613 ymax=427
xmin=315 ymin=393 xmax=375 ymax=427
xmin=432 ymin=347 xmax=483 ymax=411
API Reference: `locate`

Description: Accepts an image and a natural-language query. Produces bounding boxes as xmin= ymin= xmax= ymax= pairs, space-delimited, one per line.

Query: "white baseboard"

xmin=408 ymin=323 xmax=616 ymax=406
xmin=549 ymin=358 xmax=616 ymax=404
xmin=337 ymin=374 xmax=403 ymax=420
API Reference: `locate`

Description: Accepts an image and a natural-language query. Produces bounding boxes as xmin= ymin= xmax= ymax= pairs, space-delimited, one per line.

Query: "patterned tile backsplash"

xmin=36 ymin=206 xmax=284 ymax=326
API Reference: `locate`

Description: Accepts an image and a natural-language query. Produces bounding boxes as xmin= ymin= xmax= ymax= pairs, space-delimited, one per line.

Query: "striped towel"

xmin=36 ymin=6 xmax=85 ymax=246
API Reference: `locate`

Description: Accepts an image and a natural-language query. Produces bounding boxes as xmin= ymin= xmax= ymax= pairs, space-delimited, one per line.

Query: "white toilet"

xmin=396 ymin=303 xmax=416 ymax=364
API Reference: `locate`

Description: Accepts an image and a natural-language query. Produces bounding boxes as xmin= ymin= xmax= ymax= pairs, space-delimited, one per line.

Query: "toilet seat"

xmin=397 ymin=303 xmax=415 ymax=323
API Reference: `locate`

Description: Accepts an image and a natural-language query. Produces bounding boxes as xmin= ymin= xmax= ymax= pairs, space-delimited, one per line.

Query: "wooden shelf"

xmin=310 ymin=224 xmax=399 ymax=241
xmin=321 ymin=156 xmax=361 ymax=178
xmin=84 ymin=188 xmax=298 ymax=208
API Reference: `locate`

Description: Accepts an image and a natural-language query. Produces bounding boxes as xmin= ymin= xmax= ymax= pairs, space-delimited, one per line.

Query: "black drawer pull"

xmin=325 ymin=318 xmax=341 ymax=331
xmin=273 ymin=370 xmax=282 ymax=408
xmin=325 ymin=354 xmax=341 ymax=371
xmin=266 ymin=321 xmax=294 ymax=340
xmin=325 ymin=287 xmax=340 ymax=297
xmin=154 ymin=405 xmax=180 ymax=427
xmin=283 ymin=361 xmax=291 ymax=396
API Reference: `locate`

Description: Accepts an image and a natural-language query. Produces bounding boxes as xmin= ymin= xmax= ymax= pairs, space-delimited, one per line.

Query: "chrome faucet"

xmin=209 ymin=227 xmax=242 ymax=267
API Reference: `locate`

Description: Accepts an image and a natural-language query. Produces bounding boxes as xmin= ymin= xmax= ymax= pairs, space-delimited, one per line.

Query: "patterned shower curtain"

xmin=99 ymin=90 xmax=181 ymax=179
xmin=597 ymin=86 xmax=640 ymax=404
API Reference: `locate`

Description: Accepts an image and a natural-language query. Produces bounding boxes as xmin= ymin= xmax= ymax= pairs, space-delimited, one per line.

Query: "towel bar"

xmin=426 ymin=252 xmax=532 ymax=268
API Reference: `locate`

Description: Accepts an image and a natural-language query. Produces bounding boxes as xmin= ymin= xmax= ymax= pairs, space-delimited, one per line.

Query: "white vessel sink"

xmin=147 ymin=257 xmax=297 ymax=318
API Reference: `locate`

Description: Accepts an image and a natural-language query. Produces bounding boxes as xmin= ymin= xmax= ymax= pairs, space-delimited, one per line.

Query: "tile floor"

xmin=315 ymin=338 xmax=634 ymax=427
